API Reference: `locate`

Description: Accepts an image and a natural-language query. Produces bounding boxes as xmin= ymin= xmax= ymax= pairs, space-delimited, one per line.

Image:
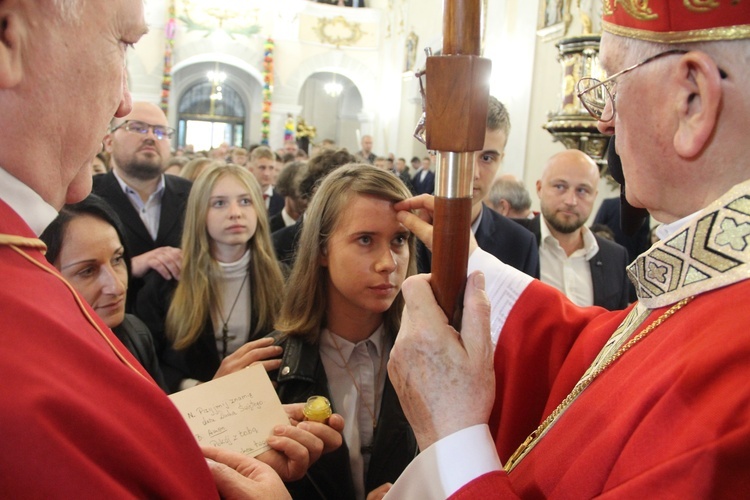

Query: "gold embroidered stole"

xmin=505 ymin=180 xmax=750 ymax=472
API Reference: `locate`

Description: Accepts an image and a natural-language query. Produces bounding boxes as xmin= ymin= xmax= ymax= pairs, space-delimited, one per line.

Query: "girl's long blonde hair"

xmin=167 ymin=165 xmax=284 ymax=349
xmin=275 ymin=163 xmax=416 ymax=343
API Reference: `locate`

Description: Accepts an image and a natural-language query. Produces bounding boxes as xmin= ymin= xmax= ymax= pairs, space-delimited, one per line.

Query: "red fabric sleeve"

xmin=449 ymin=471 xmax=517 ymax=499
xmin=488 ymin=280 xmax=630 ymax=462
xmin=0 ymin=202 xmax=218 ymax=498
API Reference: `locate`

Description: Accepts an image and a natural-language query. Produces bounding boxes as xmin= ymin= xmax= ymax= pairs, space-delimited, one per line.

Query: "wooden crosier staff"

xmin=425 ymin=0 xmax=491 ymax=327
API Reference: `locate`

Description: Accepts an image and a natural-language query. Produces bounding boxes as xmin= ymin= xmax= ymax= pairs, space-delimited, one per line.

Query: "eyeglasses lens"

xmin=577 ymin=78 xmax=615 ymax=121
xmin=127 ymin=121 xmax=173 ymax=140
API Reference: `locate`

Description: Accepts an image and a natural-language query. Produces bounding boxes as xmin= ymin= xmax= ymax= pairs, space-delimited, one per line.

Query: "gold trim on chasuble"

xmin=505 ymin=180 xmax=750 ymax=472
xmin=0 ymin=233 xmax=148 ymax=380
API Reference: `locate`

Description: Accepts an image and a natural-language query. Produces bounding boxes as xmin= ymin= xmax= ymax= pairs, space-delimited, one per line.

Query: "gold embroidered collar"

xmin=628 ymin=180 xmax=750 ymax=309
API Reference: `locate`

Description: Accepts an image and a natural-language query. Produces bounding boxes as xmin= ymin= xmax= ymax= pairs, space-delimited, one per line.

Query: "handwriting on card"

xmin=169 ymin=363 xmax=289 ymax=457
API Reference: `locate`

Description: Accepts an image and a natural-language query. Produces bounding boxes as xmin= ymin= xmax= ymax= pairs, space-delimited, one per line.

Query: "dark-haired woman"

xmin=40 ymin=194 xmax=167 ymax=391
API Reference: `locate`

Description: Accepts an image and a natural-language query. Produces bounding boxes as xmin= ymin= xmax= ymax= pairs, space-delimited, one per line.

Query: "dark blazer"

xmin=134 ymin=272 xmax=263 ymax=394
xmin=269 ymin=210 xmax=287 ymax=234
xmin=355 ymin=151 xmax=377 ymax=164
xmin=417 ymin=204 xmax=540 ymax=278
xmin=92 ymin=171 xmax=192 ymax=307
xmin=268 ymin=190 xmax=285 ymax=217
xmin=272 ymin=219 xmax=303 ymax=271
xmin=112 ymin=314 xmax=168 ymax=392
xmin=269 ymin=332 xmax=417 ymax=500
xmin=594 ymin=197 xmax=651 ymax=263
xmin=411 ymin=169 xmax=435 ymax=196
xmin=513 ymin=215 xmax=630 ymax=310
xmin=394 ymin=169 xmax=414 ymax=194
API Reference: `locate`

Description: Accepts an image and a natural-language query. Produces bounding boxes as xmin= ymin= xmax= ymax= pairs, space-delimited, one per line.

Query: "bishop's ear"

xmin=672 ymin=51 xmax=724 ymax=159
xmin=0 ymin=9 xmax=24 ymax=89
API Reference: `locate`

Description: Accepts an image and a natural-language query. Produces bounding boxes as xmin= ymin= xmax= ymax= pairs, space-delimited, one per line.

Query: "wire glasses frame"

xmin=576 ymin=49 xmax=689 ymax=122
xmin=111 ymin=120 xmax=175 ymax=140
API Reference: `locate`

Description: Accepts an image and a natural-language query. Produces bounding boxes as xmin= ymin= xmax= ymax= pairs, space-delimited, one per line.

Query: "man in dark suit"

xmin=393 ymin=157 xmax=414 ymax=194
xmin=269 ymin=161 xmax=307 ymax=233
xmin=411 ymin=156 xmax=435 ymax=196
xmin=249 ymin=145 xmax=284 ymax=217
xmin=96 ymin=102 xmax=191 ymax=306
xmin=515 ymin=149 xmax=629 ymax=310
xmin=417 ymin=97 xmax=539 ymax=278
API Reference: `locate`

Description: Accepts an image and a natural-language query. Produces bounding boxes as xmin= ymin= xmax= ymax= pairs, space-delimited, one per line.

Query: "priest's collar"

xmin=0 ymin=165 xmax=58 ymax=236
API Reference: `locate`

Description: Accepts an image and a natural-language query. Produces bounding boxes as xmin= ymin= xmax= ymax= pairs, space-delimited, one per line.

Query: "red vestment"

xmin=451 ymin=278 xmax=750 ymax=498
xmin=447 ymin=180 xmax=750 ymax=498
xmin=0 ymin=200 xmax=218 ymax=498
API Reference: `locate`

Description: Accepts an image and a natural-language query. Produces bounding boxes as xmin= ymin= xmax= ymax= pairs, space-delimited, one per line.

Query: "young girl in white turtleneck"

xmin=135 ymin=165 xmax=284 ymax=393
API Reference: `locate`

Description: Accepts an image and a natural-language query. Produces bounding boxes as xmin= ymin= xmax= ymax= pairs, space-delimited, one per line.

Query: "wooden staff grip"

xmin=431 ymin=197 xmax=472 ymax=328
xmin=425 ymin=56 xmax=492 ymax=152
xmin=426 ymin=0 xmax=490 ymax=326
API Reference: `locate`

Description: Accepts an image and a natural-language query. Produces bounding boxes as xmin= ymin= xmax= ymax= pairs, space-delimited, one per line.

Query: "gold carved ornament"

xmin=313 ymin=16 xmax=364 ymax=48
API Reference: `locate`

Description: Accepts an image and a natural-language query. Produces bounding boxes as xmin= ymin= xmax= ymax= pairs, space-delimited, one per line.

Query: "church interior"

xmin=130 ymin=0 xmax=619 ymax=211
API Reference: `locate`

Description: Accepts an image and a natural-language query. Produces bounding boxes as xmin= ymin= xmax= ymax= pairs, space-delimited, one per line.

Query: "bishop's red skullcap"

xmin=601 ymin=0 xmax=750 ymax=43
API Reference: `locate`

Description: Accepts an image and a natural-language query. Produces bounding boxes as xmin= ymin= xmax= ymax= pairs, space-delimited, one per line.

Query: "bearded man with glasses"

xmin=387 ymin=1 xmax=750 ymax=497
xmin=94 ymin=101 xmax=192 ymax=307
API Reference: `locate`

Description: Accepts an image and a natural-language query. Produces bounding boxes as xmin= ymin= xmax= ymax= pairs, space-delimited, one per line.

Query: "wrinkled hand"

xmin=394 ymin=194 xmax=478 ymax=255
xmin=131 ymin=246 xmax=182 ymax=279
xmin=203 ymin=446 xmax=291 ymax=500
xmin=387 ymin=271 xmax=495 ymax=451
xmin=367 ymin=482 xmax=392 ymax=500
xmin=255 ymin=403 xmax=345 ymax=481
xmin=213 ymin=338 xmax=283 ymax=379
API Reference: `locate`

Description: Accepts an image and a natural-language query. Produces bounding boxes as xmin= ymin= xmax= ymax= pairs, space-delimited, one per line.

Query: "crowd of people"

xmin=2 ymin=0 xmax=749 ymax=498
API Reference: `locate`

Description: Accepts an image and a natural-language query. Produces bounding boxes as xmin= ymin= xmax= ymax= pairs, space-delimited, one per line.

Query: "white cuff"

xmin=386 ymin=424 xmax=502 ymax=499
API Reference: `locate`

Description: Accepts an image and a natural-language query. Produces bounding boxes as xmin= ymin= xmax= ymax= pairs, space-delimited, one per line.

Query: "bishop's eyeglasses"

xmin=111 ymin=120 xmax=175 ymax=141
xmin=576 ymin=49 xmax=690 ymax=122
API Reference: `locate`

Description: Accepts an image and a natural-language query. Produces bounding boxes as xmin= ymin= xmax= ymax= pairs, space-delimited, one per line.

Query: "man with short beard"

xmin=95 ymin=101 xmax=192 ymax=306
xmin=515 ymin=149 xmax=629 ymax=310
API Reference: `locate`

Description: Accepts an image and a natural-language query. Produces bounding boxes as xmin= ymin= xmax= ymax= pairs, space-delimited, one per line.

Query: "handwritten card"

xmin=169 ymin=363 xmax=289 ymax=457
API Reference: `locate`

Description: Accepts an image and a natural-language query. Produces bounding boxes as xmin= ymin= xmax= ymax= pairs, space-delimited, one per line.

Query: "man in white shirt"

xmin=515 ymin=149 xmax=629 ymax=309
